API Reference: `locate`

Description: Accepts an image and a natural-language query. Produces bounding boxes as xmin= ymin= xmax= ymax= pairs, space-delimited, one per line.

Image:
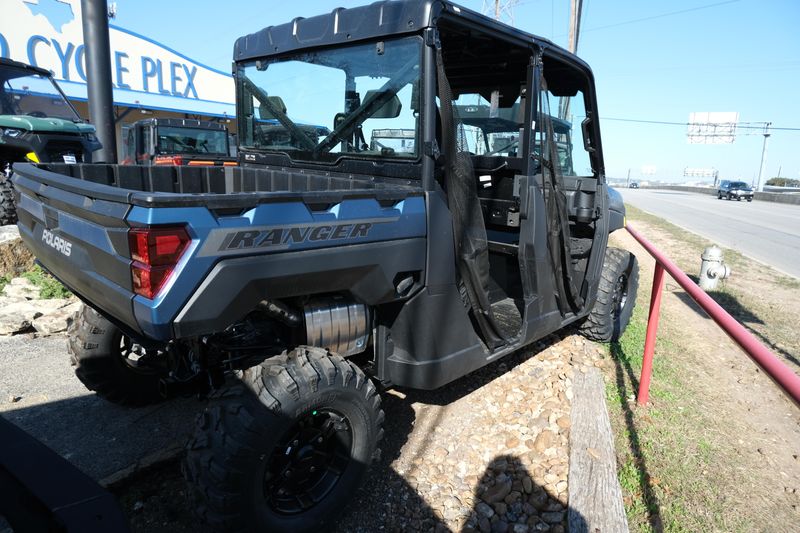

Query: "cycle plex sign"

xmin=0 ymin=0 xmax=235 ymax=116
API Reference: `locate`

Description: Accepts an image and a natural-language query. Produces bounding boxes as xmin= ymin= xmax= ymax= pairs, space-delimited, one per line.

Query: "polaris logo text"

xmin=219 ymin=223 xmax=374 ymax=251
xmin=42 ymin=229 xmax=72 ymax=257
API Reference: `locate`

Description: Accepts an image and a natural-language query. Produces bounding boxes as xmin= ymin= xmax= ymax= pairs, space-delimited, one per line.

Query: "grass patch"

xmin=622 ymin=203 xmax=800 ymax=371
xmin=21 ymin=265 xmax=71 ymax=299
xmin=0 ymin=274 xmax=10 ymax=294
xmin=604 ymin=302 xmax=744 ymax=532
xmin=602 ymin=218 xmax=786 ymax=532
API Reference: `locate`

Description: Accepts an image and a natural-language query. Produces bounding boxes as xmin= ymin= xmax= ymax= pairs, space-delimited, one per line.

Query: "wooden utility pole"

xmin=567 ymin=0 xmax=583 ymax=54
xmin=559 ymin=0 xmax=584 ymax=120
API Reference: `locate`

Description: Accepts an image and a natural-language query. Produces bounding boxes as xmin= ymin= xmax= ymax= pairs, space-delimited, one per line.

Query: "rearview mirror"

xmin=363 ymin=90 xmax=402 ymax=119
xmin=258 ymin=96 xmax=288 ymax=120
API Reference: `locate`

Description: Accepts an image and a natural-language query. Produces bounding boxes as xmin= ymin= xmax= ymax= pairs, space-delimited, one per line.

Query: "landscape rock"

xmin=31 ymin=301 xmax=81 ymax=335
xmin=0 ymin=301 xmax=42 ymax=334
xmin=0 ymin=276 xmax=78 ymax=336
xmin=2 ymin=277 xmax=38 ymax=300
xmin=482 ymin=478 xmax=513 ymax=504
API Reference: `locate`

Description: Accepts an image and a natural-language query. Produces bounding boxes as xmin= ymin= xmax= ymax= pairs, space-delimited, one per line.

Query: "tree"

xmin=765 ymin=177 xmax=800 ymax=187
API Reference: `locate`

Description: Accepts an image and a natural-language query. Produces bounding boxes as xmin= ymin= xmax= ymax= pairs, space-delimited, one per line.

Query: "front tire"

xmin=184 ymin=346 xmax=384 ymax=533
xmin=579 ymin=247 xmax=639 ymax=342
xmin=68 ymin=304 xmax=166 ymax=406
xmin=0 ymin=170 xmax=17 ymax=226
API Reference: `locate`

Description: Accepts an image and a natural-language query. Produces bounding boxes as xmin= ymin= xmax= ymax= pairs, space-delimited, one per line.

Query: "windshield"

xmin=238 ymin=37 xmax=421 ymax=163
xmin=370 ymin=128 xmax=416 ymax=153
xmin=730 ymin=181 xmax=749 ymax=188
xmin=0 ymin=68 xmax=81 ymax=121
xmin=454 ymin=96 xmax=576 ymax=173
xmin=155 ymin=125 xmax=229 ymax=155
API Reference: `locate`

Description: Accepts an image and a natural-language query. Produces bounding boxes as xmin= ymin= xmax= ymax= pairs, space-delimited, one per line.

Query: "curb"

xmin=567 ymin=366 xmax=629 ymax=532
xmin=99 ymin=442 xmax=184 ymax=490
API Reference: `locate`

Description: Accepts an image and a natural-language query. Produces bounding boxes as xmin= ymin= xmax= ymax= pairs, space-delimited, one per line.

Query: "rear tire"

xmin=184 ymin=346 xmax=384 ymax=533
xmin=0 ymin=171 xmax=17 ymax=226
xmin=747 ymin=198 xmax=753 ymax=202
xmin=579 ymin=247 xmax=639 ymax=342
xmin=68 ymin=304 xmax=166 ymax=406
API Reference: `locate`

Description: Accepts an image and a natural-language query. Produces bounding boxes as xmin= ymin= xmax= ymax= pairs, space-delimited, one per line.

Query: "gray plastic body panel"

xmin=173 ymin=238 xmax=427 ymax=339
xmin=12 ymin=172 xmax=139 ymax=334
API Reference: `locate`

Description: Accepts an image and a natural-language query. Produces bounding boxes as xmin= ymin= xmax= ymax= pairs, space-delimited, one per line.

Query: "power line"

xmin=570 ymin=0 xmax=740 ymax=34
xmin=600 ymin=117 xmax=800 ymax=132
xmin=585 ymin=0 xmax=740 ymax=32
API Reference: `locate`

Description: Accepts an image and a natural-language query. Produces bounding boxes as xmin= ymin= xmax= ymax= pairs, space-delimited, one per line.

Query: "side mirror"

xmin=581 ymin=117 xmax=595 ymax=153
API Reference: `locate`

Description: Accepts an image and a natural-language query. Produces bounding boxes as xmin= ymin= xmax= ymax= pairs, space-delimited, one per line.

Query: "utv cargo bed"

xmin=12 ymin=163 xmax=425 ymax=340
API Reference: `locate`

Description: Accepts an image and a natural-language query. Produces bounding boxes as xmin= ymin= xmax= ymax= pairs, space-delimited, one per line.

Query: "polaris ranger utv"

xmin=0 ymin=58 xmax=101 ymax=225
xmin=13 ymin=1 xmax=638 ymax=530
xmin=120 ymin=118 xmax=237 ymax=167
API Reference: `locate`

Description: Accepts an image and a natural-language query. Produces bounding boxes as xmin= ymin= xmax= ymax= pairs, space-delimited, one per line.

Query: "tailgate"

xmin=11 ymin=164 xmax=141 ymax=334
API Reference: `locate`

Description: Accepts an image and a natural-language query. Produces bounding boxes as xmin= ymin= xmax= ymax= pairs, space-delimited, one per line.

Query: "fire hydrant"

xmin=699 ymin=245 xmax=731 ymax=291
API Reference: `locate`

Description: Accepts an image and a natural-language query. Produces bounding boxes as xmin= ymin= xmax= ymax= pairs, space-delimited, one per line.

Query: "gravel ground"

xmin=116 ymin=331 xmax=607 ymax=533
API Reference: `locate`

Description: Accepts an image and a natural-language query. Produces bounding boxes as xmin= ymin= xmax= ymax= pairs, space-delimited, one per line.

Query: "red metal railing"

xmin=625 ymin=223 xmax=800 ymax=407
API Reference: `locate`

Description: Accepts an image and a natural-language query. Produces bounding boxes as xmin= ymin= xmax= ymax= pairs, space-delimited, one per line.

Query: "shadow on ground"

xmin=672 ymin=278 xmax=799 ymax=369
xmin=1 ymin=330 xmax=590 ymax=532
xmin=608 ymin=339 xmax=663 ymax=532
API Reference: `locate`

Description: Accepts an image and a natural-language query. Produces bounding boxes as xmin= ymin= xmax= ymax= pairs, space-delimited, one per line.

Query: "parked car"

xmin=717 ymin=180 xmax=754 ymax=202
xmin=629 ymin=182 xmax=639 ymax=189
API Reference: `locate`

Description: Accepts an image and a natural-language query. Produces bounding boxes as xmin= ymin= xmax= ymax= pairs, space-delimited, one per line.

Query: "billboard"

xmin=687 ymin=112 xmax=739 ymax=144
xmin=683 ymin=167 xmax=717 ymax=178
xmin=0 ymin=0 xmax=235 ymax=117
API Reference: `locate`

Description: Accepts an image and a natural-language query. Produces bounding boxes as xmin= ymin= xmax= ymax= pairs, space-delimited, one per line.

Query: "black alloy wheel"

xmin=184 ymin=346 xmax=384 ymax=533
xmin=579 ymin=247 xmax=640 ymax=342
xmin=262 ymin=408 xmax=353 ymax=515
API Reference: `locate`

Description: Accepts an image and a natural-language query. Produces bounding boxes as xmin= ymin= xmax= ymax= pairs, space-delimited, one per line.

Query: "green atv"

xmin=0 ymin=58 xmax=101 ymax=225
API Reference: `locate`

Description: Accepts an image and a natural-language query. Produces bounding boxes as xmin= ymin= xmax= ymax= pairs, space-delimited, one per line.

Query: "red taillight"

xmin=129 ymin=226 xmax=190 ymax=299
xmin=154 ymin=155 xmax=183 ymax=166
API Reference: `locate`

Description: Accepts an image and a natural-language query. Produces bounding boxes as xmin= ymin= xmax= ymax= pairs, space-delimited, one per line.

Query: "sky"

xmin=109 ymin=0 xmax=800 ymax=183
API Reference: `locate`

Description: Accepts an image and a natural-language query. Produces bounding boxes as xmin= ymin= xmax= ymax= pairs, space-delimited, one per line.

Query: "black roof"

xmin=0 ymin=57 xmax=52 ymax=78
xmin=233 ymin=0 xmax=585 ymax=70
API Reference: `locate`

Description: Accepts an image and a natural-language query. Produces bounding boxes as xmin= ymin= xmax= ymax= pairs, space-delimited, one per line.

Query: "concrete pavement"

xmin=0 ymin=334 xmax=198 ymax=482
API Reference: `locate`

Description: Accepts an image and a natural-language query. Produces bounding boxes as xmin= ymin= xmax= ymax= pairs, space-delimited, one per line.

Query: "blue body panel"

xmin=128 ymin=196 xmax=427 ymax=340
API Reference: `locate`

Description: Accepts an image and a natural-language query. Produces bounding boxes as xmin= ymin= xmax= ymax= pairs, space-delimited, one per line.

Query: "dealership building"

xmin=1 ymin=0 xmax=236 ymax=158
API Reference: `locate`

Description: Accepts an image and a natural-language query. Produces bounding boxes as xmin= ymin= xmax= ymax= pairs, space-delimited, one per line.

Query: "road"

xmin=618 ymin=188 xmax=800 ymax=279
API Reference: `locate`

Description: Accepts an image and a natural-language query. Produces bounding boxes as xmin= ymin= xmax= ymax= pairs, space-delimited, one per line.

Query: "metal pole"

xmin=81 ymin=0 xmax=117 ymax=163
xmin=495 ymin=0 xmax=500 ymax=20
xmin=755 ymin=123 xmax=770 ymax=192
xmin=637 ymin=263 xmax=664 ymax=406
